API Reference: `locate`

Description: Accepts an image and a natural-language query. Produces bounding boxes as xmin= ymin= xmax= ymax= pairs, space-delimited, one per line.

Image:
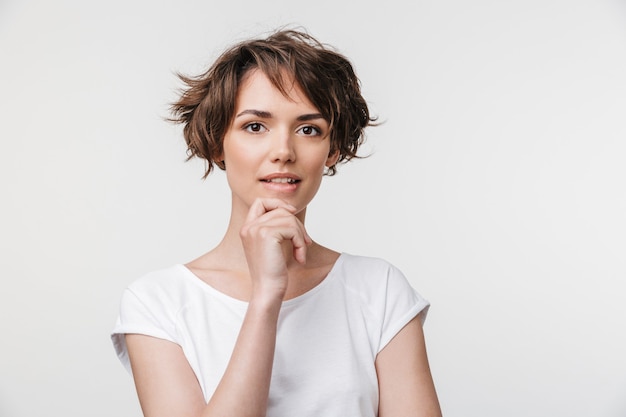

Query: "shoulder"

xmin=335 ymin=253 xmax=410 ymax=288
xmin=127 ymin=264 xmax=189 ymax=293
xmin=115 ymin=264 xmax=202 ymax=337
xmin=122 ymin=264 xmax=197 ymax=313
xmin=333 ymin=253 xmax=430 ymax=351
xmin=112 ymin=265 xmax=194 ymax=370
xmin=332 ymin=253 xmax=422 ymax=305
xmin=335 ymin=252 xmax=429 ymax=307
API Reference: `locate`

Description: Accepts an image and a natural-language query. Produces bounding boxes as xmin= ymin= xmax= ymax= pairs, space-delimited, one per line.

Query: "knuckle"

xmin=256 ymin=226 xmax=273 ymax=239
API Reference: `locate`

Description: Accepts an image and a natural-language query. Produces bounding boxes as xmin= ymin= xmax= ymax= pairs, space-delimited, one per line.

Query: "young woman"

xmin=112 ymin=28 xmax=442 ymax=417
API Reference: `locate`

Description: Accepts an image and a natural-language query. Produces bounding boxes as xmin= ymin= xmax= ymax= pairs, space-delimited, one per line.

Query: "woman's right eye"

xmin=244 ymin=122 xmax=266 ymax=133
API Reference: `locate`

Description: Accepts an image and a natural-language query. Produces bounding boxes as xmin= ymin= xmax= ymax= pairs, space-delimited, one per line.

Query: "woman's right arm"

xmin=126 ymin=198 xmax=309 ymax=417
xmin=126 ymin=296 xmax=282 ymax=417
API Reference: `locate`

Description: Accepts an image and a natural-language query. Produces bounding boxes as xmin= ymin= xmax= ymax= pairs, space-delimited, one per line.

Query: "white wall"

xmin=1 ymin=1 xmax=625 ymax=416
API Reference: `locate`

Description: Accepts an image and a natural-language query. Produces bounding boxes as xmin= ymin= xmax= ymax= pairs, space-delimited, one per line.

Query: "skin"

xmin=125 ymin=69 xmax=442 ymax=417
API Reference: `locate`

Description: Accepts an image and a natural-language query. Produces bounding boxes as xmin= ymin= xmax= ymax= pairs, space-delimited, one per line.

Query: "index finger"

xmin=245 ymin=198 xmax=297 ymax=223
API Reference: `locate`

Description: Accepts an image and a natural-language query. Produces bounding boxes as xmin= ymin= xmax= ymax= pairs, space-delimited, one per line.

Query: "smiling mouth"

xmin=261 ymin=178 xmax=300 ymax=184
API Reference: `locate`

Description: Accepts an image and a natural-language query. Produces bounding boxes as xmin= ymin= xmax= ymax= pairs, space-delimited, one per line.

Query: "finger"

xmin=294 ymin=216 xmax=312 ymax=245
xmin=245 ymin=198 xmax=297 ymax=223
xmin=290 ymin=231 xmax=308 ymax=264
xmin=291 ymin=219 xmax=312 ymax=264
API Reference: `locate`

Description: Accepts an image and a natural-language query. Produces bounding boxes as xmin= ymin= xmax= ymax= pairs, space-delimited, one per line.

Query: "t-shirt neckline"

xmin=176 ymin=252 xmax=347 ymax=308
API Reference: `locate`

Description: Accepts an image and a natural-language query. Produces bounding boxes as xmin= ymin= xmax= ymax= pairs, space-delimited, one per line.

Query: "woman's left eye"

xmin=298 ymin=125 xmax=322 ymax=136
xmin=244 ymin=122 xmax=267 ymax=133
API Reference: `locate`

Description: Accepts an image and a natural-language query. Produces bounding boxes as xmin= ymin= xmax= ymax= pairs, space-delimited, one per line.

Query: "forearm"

xmin=203 ymin=295 xmax=282 ymax=417
xmin=202 ymin=198 xmax=304 ymax=416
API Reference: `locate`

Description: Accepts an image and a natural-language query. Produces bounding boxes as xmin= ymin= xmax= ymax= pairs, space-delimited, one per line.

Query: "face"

xmin=222 ymin=69 xmax=339 ymax=215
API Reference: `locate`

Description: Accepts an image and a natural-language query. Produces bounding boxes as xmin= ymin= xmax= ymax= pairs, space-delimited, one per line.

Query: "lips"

xmin=260 ymin=173 xmax=301 ymax=184
xmin=263 ymin=177 xmax=298 ymax=184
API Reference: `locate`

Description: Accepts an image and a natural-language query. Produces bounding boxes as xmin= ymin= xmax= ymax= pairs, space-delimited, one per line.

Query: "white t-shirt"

xmin=111 ymin=253 xmax=429 ymax=417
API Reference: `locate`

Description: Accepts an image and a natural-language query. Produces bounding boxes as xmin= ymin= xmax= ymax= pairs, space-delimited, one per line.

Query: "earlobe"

xmin=216 ymin=151 xmax=225 ymax=169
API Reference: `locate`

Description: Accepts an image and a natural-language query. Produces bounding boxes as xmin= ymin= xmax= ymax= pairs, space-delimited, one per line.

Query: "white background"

xmin=1 ymin=1 xmax=625 ymax=416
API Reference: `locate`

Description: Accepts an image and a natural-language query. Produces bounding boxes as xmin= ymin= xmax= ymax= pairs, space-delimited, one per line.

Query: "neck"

xmin=212 ymin=196 xmax=310 ymax=269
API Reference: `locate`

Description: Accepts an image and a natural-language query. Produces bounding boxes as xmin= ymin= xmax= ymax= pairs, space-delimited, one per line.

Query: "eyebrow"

xmin=235 ymin=109 xmax=325 ymax=122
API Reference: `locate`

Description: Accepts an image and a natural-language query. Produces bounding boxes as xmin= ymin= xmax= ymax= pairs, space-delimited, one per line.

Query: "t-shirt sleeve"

xmin=111 ymin=287 xmax=179 ymax=374
xmin=377 ymin=264 xmax=430 ymax=353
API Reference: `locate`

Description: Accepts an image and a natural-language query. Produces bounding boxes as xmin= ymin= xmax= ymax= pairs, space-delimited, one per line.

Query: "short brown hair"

xmin=169 ymin=28 xmax=376 ymax=178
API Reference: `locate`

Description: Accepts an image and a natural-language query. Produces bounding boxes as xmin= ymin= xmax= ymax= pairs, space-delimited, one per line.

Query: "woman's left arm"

xmin=375 ymin=313 xmax=443 ymax=417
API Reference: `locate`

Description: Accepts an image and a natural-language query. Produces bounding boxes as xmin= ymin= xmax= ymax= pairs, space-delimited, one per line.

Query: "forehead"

xmin=235 ymin=68 xmax=317 ymax=111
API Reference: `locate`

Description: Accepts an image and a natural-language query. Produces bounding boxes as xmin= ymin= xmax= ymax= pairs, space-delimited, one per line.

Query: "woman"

xmin=112 ymin=28 xmax=442 ymax=417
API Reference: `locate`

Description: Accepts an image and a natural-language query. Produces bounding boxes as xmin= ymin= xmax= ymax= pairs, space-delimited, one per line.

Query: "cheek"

xmin=309 ymin=143 xmax=333 ymax=167
xmin=223 ymin=139 xmax=254 ymax=166
xmin=308 ymin=155 xmax=330 ymax=185
xmin=307 ymin=154 xmax=330 ymax=175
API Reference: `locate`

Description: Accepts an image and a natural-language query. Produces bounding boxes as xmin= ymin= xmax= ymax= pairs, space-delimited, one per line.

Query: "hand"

xmin=239 ymin=198 xmax=311 ymax=299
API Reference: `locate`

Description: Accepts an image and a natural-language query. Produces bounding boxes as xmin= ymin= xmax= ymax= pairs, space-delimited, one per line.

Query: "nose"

xmin=269 ymin=129 xmax=296 ymax=163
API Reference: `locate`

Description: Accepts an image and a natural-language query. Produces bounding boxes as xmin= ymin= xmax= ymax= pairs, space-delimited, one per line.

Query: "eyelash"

xmin=242 ymin=123 xmax=323 ymax=136
xmin=298 ymin=125 xmax=322 ymax=136
xmin=244 ymin=122 xmax=266 ymax=133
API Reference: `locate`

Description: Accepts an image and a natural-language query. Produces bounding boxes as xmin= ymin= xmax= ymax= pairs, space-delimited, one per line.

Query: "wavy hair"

xmin=169 ymin=28 xmax=376 ymax=178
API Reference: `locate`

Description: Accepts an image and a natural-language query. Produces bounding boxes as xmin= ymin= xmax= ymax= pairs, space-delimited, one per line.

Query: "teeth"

xmin=267 ymin=178 xmax=297 ymax=184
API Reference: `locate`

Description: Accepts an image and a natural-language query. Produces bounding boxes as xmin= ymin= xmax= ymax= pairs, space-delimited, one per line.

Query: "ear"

xmin=325 ymin=150 xmax=340 ymax=167
xmin=215 ymin=150 xmax=225 ymax=169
